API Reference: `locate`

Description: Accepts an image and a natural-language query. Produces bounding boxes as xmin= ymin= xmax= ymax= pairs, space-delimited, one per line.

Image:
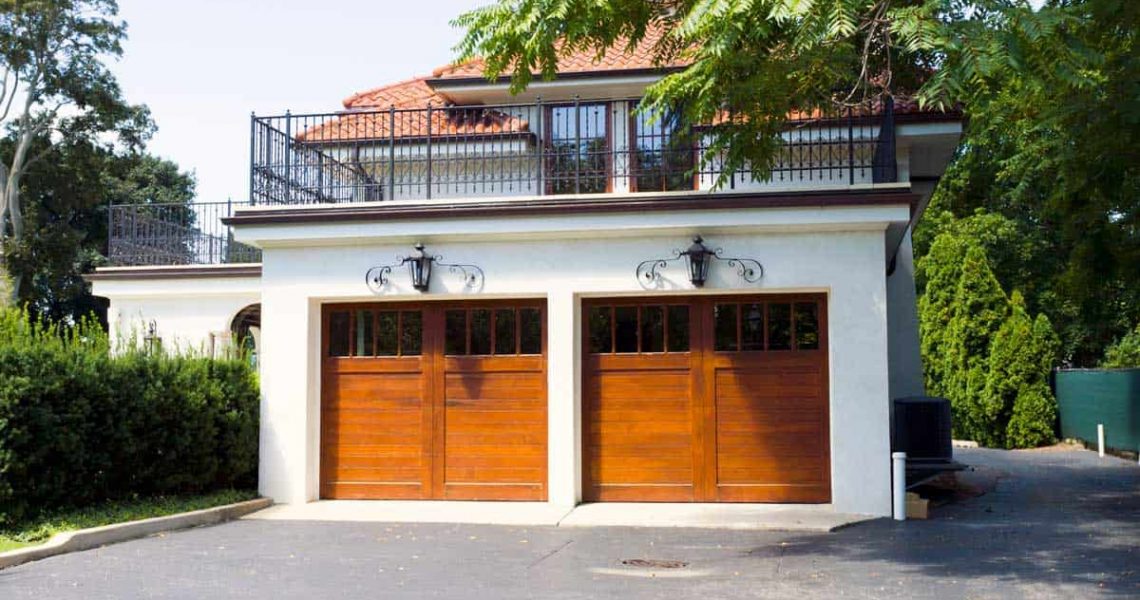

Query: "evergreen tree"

xmin=916 ymin=231 xmax=969 ymax=397
xmin=1005 ymin=314 xmax=1062 ymax=447
xmin=1101 ymin=324 xmax=1140 ymax=368
xmin=979 ymin=292 xmax=1059 ymax=447
xmin=942 ymin=243 xmax=1007 ymax=442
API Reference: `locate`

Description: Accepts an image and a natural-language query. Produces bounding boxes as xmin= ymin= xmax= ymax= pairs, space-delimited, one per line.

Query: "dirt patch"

xmin=1012 ymin=440 xmax=1088 ymax=453
xmin=913 ymin=465 xmax=1004 ymax=508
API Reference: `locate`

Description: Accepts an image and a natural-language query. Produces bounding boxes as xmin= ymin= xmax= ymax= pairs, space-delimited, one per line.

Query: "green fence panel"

xmin=1054 ymin=368 xmax=1140 ymax=452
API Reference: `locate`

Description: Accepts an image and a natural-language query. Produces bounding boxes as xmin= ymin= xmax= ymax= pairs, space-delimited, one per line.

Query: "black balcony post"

xmin=388 ymin=105 xmax=396 ymax=201
xmin=426 ymin=103 xmax=433 ymax=200
xmin=535 ymin=97 xmax=543 ymax=196
xmin=573 ymin=95 xmax=581 ymax=194
xmin=106 ymin=199 xmax=114 ymax=262
xmin=284 ymin=110 xmax=293 ymax=203
xmin=876 ymin=95 xmax=897 ymax=183
xmin=249 ymin=112 xmax=257 ymax=205
xmin=847 ymin=107 xmax=855 ymax=185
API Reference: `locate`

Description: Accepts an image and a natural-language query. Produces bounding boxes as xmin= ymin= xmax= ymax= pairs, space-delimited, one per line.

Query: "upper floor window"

xmin=547 ymin=103 xmax=609 ymax=195
xmin=631 ymin=104 xmax=694 ymax=192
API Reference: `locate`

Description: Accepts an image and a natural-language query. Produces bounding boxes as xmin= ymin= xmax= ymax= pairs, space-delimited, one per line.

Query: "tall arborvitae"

xmin=1005 ymin=313 xmax=1062 ymax=447
xmin=916 ymin=232 xmax=970 ymax=397
xmin=942 ymin=243 xmax=1008 ymax=442
xmin=979 ymin=292 xmax=1033 ymax=446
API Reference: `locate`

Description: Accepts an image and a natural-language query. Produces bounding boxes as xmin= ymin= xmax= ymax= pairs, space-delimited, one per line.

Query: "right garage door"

xmin=583 ymin=295 xmax=830 ymax=503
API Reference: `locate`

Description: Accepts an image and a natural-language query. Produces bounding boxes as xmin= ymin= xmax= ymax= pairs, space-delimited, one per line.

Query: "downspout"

xmin=886 ymin=175 xmax=942 ymax=276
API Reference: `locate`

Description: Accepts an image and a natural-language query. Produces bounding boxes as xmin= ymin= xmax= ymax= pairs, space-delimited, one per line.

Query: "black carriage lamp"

xmin=143 ymin=319 xmax=162 ymax=353
xmin=405 ymin=243 xmax=432 ymax=291
xmin=366 ymin=243 xmax=484 ymax=293
xmin=637 ymin=235 xmax=764 ymax=288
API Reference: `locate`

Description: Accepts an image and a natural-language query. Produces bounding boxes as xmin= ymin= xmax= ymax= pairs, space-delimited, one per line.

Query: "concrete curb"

xmin=0 ymin=497 xmax=272 ymax=570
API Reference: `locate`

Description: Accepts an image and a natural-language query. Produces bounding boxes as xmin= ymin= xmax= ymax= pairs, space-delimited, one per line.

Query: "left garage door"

xmin=320 ymin=301 xmax=547 ymax=501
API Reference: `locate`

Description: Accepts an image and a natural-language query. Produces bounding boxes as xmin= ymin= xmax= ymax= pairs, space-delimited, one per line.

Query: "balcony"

xmin=107 ymin=200 xmax=261 ymax=266
xmin=106 ymin=97 xmax=897 ymax=266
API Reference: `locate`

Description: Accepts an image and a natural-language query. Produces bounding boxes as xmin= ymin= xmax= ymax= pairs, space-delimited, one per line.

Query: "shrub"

xmin=0 ymin=308 xmax=259 ymax=525
xmin=1101 ymin=323 xmax=1140 ymax=368
xmin=940 ymin=243 xmax=1008 ymax=441
xmin=978 ymin=294 xmax=1062 ymax=448
xmin=917 ymin=230 xmax=1063 ymax=448
xmin=916 ymin=231 xmax=970 ymax=397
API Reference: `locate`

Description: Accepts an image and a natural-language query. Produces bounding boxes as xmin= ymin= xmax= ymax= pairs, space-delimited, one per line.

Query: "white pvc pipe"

xmin=1097 ymin=424 xmax=1105 ymax=458
xmin=892 ymin=451 xmax=907 ymax=521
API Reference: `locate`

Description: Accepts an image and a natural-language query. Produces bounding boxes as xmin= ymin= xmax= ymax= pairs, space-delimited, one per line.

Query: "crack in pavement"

xmin=528 ymin=539 xmax=574 ymax=569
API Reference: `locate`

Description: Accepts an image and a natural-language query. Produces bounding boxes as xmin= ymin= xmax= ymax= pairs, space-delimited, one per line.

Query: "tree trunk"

xmin=1 ymin=123 xmax=35 ymax=305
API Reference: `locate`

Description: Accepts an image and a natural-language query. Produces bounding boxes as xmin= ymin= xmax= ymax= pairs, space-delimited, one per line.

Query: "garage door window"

xmin=712 ymin=300 xmax=820 ymax=352
xmin=588 ymin=304 xmax=690 ymax=354
xmin=326 ymin=309 xmax=422 ymax=357
xmin=445 ymin=307 xmax=543 ymax=356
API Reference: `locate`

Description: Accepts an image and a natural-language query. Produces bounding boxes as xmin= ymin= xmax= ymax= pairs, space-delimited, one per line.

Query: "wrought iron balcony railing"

xmin=105 ymin=98 xmax=898 ymax=266
xmin=250 ymin=97 xmax=897 ymax=205
xmin=107 ymin=200 xmax=261 ymax=266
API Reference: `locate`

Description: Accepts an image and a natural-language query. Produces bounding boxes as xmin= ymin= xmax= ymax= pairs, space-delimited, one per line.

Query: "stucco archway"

xmin=230 ymin=303 xmax=261 ymax=366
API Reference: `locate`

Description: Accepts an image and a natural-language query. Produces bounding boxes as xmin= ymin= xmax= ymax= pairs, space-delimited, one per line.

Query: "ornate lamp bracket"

xmin=366 ymin=243 xmax=484 ymax=293
xmin=636 ymin=236 xmax=764 ymax=289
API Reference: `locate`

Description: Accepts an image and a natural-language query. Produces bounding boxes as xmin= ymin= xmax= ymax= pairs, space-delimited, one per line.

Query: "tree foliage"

xmin=454 ymin=0 xmax=1093 ymax=184
xmin=0 ymin=0 xmax=152 ymax=301
xmin=1100 ymin=324 xmax=1140 ymax=369
xmin=980 ymin=293 xmax=1061 ymax=448
xmin=925 ymin=0 xmax=1139 ymax=365
xmin=940 ymin=242 xmax=1007 ymax=442
xmin=918 ymin=223 xmax=1063 ymax=447
xmin=1 ymin=133 xmax=195 ymax=324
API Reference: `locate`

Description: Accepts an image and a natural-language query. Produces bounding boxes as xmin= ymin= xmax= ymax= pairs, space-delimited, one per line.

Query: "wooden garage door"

xmin=583 ymin=295 xmax=829 ymax=503
xmin=321 ymin=301 xmax=547 ymax=501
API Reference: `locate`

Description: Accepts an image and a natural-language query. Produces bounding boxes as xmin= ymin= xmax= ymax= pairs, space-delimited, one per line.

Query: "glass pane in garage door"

xmin=795 ymin=302 xmax=820 ymax=350
xmin=328 ymin=311 xmax=350 ymax=356
xmin=520 ymin=308 xmax=543 ymax=354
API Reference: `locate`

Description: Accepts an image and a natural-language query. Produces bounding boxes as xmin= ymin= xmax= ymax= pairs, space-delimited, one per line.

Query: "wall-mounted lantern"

xmin=366 ymin=243 xmax=484 ymax=293
xmin=637 ymin=236 xmax=764 ymax=289
xmin=143 ymin=319 xmax=162 ymax=353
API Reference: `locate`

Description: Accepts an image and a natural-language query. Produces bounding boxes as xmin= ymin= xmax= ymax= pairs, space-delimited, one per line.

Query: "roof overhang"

xmin=427 ymin=69 xmax=680 ymax=104
xmin=225 ymin=186 xmax=919 ymax=228
xmin=85 ymin=263 xmax=262 ymax=282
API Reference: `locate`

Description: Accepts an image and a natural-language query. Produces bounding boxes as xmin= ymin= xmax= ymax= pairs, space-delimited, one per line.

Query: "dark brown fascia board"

xmin=224 ymin=188 xmax=919 ymax=227
xmin=425 ymin=66 xmax=686 ymax=88
xmin=84 ymin=264 xmax=262 ymax=282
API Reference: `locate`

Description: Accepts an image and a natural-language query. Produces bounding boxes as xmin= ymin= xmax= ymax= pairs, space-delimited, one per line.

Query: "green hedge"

xmin=0 ymin=308 xmax=258 ymax=525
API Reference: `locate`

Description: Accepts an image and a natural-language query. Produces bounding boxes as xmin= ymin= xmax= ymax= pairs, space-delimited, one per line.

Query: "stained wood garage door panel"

xmin=320 ymin=301 xmax=548 ymax=501
xmin=583 ymin=295 xmax=830 ymax=503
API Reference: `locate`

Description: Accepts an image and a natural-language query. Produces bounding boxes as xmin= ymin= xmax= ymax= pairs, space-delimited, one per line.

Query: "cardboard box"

xmin=906 ymin=492 xmax=929 ymax=519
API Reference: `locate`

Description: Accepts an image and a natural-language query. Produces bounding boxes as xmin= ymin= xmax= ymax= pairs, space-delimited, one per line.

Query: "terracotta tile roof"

xmin=431 ymin=26 xmax=687 ymax=80
xmin=341 ymin=77 xmax=445 ymax=110
xmin=300 ymin=77 xmax=530 ymax=143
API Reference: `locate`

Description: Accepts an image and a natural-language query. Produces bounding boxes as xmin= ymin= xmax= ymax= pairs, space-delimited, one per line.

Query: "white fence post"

xmin=1097 ymin=424 xmax=1105 ymax=458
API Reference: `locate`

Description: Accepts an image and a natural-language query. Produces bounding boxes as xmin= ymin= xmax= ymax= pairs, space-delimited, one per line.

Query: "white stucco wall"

xmin=237 ymin=202 xmax=904 ymax=516
xmin=91 ymin=271 xmax=261 ymax=355
xmin=886 ymin=231 xmax=926 ymax=400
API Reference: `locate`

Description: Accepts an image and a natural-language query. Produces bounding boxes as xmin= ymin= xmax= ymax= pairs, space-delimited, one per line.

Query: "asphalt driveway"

xmin=2 ymin=447 xmax=1137 ymax=599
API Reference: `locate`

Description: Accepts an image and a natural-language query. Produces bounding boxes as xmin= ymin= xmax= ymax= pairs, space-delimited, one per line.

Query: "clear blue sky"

xmin=113 ymin=0 xmax=484 ymax=204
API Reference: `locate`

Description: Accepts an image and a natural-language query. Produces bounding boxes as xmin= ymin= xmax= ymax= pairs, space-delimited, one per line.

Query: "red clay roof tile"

xmin=431 ymin=26 xmax=685 ymax=80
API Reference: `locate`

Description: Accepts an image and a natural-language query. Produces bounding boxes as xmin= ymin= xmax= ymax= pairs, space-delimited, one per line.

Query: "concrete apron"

xmin=244 ymin=501 xmax=875 ymax=532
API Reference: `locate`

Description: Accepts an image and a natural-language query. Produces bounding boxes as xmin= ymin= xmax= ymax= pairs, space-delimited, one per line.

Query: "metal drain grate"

xmin=620 ymin=558 xmax=689 ymax=569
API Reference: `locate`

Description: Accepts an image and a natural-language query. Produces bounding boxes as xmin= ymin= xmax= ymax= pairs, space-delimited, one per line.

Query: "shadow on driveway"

xmin=762 ymin=447 xmax=1140 ymax=597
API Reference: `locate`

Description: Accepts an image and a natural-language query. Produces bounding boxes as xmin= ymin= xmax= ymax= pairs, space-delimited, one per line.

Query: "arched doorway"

xmin=230 ymin=304 xmax=261 ymax=367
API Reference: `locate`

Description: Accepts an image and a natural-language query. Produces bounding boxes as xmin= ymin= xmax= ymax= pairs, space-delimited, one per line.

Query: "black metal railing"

xmin=250 ymin=96 xmax=897 ymax=205
xmin=107 ymin=200 xmax=261 ymax=266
